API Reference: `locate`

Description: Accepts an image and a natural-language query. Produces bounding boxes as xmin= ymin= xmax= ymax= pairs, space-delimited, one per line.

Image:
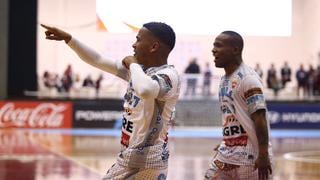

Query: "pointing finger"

xmin=45 ymin=36 xmax=62 ymax=40
xmin=40 ymin=24 xmax=52 ymax=30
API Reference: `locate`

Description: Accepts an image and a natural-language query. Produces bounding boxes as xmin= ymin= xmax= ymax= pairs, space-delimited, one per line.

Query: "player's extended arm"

xmin=41 ymin=24 xmax=128 ymax=80
xmin=251 ymin=109 xmax=272 ymax=180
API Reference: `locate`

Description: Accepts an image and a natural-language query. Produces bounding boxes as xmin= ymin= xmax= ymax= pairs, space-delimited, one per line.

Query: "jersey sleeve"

xmin=240 ymin=75 xmax=267 ymax=114
xmin=68 ymin=38 xmax=129 ymax=81
xmin=130 ymin=63 xmax=160 ymax=99
xmin=151 ymin=68 xmax=179 ymax=100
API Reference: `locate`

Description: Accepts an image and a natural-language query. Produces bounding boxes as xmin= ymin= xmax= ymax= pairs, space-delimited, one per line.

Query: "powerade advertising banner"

xmin=267 ymin=102 xmax=320 ymax=129
xmin=73 ymin=100 xmax=123 ymax=128
xmin=0 ymin=101 xmax=72 ymax=128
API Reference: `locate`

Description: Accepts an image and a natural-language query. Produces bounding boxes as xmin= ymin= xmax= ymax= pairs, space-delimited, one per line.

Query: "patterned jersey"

xmin=117 ymin=64 xmax=180 ymax=169
xmin=216 ymin=63 xmax=272 ymax=165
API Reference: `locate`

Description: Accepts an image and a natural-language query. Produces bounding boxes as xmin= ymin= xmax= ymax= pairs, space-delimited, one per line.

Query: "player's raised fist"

xmin=41 ymin=24 xmax=72 ymax=43
xmin=122 ymin=56 xmax=138 ymax=69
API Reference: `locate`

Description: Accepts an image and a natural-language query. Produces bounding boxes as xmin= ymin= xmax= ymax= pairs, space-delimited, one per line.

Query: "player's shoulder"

xmin=156 ymin=65 xmax=177 ymax=73
xmin=154 ymin=65 xmax=179 ymax=79
xmin=235 ymin=64 xmax=262 ymax=87
xmin=238 ymin=64 xmax=260 ymax=80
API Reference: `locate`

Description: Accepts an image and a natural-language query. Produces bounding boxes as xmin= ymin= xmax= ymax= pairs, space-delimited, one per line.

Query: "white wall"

xmin=37 ymin=0 xmax=320 ymax=83
xmin=300 ymin=0 xmax=320 ymax=65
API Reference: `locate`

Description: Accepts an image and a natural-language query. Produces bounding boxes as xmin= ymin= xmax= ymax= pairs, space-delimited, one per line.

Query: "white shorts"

xmin=204 ymin=158 xmax=260 ymax=180
xmin=102 ymin=163 xmax=167 ymax=180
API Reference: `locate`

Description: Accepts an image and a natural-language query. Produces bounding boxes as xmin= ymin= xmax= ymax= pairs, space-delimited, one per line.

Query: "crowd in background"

xmin=40 ymin=60 xmax=320 ymax=100
xmin=255 ymin=62 xmax=320 ymax=99
xmin=183 ymin=58 xmax=320 ymax=99
xmin=183 ymin=58 xmax=213 ymax=97
xmin=41 ymin=64 xmax=104 ymax=96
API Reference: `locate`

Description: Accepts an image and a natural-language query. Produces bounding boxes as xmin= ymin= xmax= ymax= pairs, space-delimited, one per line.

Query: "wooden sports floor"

xmin=0 ymin=128 xmax=320 ymax=180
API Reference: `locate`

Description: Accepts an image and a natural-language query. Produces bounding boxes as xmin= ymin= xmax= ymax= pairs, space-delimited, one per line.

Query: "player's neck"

xmin=224 ymin=60 xmax=242 ymax=76
xmin=144 ymin=56 xmax=168 ymax=69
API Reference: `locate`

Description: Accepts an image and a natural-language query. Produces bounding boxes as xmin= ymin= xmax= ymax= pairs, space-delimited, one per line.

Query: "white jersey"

xmin=118 ymin=64 xmax=180 ymax=169
xmin=216 ymin=63 xmax=272 ymax=165
xmin=67 ymin=38 xmax=180 ymax=169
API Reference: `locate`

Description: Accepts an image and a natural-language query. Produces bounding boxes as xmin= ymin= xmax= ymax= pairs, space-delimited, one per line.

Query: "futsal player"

xmin=204 ymin=31 xmax=273 ymax=180
xmin=42 ymin=22 xmax=180 ymax=180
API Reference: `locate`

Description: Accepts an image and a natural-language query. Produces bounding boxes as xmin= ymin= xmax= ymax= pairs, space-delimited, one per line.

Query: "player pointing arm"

xmin=42 ymin=22 xmax=180 ymax=180
xmin=41 ymin=24 xmax=163 ymax=99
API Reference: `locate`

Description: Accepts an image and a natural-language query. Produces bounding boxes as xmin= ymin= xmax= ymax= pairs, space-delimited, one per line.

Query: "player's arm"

xmin=241 ymin=75 xmax=272 ymax=179
xmin=41 ymin=24 xmax=128 ymax=80
xmin=251 ymin=109 xmax=272 ymax=179
xmin=123 ymin=56 xmax=160 ymax=99
xmin=130 ymin=62 xmax=160 ymax=99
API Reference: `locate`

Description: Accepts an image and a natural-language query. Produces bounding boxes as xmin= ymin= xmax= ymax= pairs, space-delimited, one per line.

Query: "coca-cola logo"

xmin=0 ymin=102 xmax=69 ymax=128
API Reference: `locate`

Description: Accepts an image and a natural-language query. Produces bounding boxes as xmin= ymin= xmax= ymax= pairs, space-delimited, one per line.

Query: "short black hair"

xmin=143 ymin=22 xmax=176 ymax=51
xmin=221 ymin=31 xmax=244 ymax=52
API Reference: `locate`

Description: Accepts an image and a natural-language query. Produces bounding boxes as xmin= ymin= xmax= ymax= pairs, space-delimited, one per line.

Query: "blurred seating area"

xmin=30 ymin=71 xmax=320 ymax=101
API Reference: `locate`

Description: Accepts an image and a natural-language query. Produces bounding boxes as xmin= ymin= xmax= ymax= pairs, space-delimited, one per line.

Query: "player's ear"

xmin=150 ymin=41 xmax=160 ymax=53
xmin=233 ymin=46 xmax=241 ymax=55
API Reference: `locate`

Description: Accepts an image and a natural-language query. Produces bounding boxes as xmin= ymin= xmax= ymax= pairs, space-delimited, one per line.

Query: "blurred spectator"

xmin=315 ymin=66 xmax=320 ymax=96
xmin=202 ymin=62 xmax=212 ymax=96
xmin=254 ymin=63 xmax=263 ymax=79
xmin=267 ymin=63 xmax=281 ymax=97
xmin=82 ymin=75 xmax=95 ymax=87
xmin=42 ymin=71 xmax=61 ymax=90
xmin=61 ymin=64 xmax=74 ymax=92
xmin=280 ymin=61 xmax=291 ymax=88
xmin=296 ymin=64 xmax=308 ymax=97
xmin=73 ymin=74 xmax=82 ymax=90
xmin=42 ymin=71 xmax=54 ymax=88
xmin=95 ymin=74 xmax=104 ymax=96
xmin=53 ymin=74 xmax=63 ymax=92
xmin=184 ymin=58 xmax=200 ymax=96
xmin=267 ymin=64 xmax=276 ymax=89
xmin=306 ymin=65 xmax=315 ymax=97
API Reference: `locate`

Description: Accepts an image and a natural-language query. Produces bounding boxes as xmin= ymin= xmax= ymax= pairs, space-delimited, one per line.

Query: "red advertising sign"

xmin=0 ymin=101 xmax=72 ymax=128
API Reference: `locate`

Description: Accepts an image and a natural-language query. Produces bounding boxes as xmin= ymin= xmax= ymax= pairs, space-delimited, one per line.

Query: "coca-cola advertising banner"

xmin=0 ymin=101 xmax=72 ymax=128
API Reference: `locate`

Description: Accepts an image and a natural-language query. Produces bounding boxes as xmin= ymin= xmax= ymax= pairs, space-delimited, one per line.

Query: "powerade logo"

xmin=75 ymin=110 xmax=122 ymax=121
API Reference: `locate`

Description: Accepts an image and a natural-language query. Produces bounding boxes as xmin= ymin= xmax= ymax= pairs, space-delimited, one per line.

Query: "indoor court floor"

xmin=0 ymin=128 xmax=320 ymax=180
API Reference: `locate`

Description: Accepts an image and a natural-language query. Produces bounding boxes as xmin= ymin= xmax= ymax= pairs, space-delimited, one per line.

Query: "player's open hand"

xmin=122 ymin=56 xmax=138 ymax=69
xmin=254 ymin=154 xmax=272 ymax=180
xmin=41 ymin=24 xmax=72 ymax=43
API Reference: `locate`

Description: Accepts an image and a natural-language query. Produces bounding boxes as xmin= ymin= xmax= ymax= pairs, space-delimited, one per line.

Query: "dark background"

xmin=6 ymin=0 xmax=38 ymax=98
